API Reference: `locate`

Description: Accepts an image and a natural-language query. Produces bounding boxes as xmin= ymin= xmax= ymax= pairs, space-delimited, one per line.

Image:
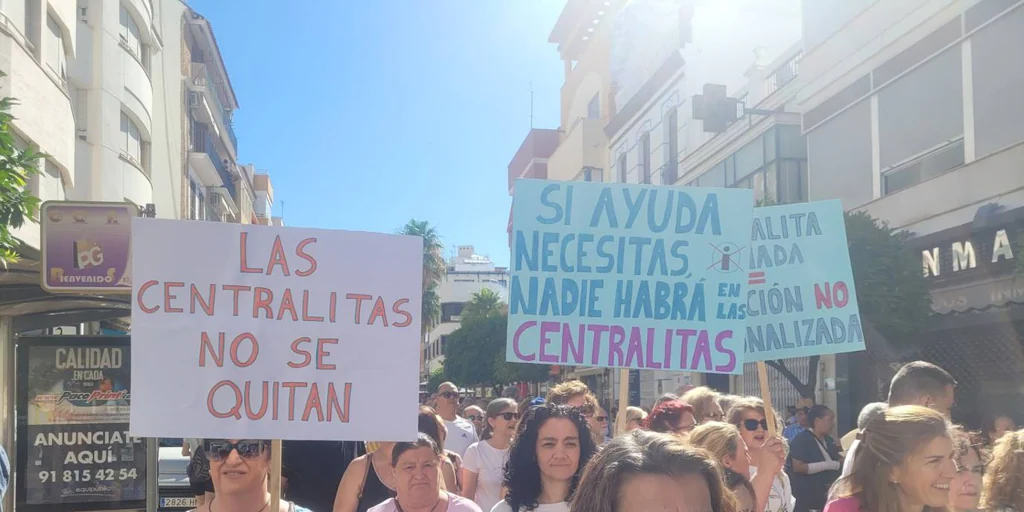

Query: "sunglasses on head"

xmin=497 ymin=412 xmax=520 ymax=421
xmin=743 ymin=419 xmax=769 ymax=431
xmin=204 ymin=439 xmax=267 ymax=461
xmin=440 ymin=391 xmax=459 ymax=400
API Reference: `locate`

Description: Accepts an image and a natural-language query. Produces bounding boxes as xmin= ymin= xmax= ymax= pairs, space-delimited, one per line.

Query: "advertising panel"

xmin=16 ymin=337 xmax=146 ymax=512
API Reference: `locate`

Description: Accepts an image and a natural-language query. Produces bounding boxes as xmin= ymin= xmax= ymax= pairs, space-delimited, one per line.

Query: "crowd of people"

xmin=177 ymin=360 xmax=1024 ymax=512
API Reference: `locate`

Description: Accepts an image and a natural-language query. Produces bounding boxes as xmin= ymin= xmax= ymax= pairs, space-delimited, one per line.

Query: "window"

xmin=119 ymin=4 xmax=142 ymax=59
xmin=120 ymin=111 xmax=143 ymax=166
xmin=441 ymin=303 xmax=464 ymax=323
xmin=189 ymin=177 xmax=206 ymax=221
xmin=640 ymin=132 xmax=651 ymax=184
xmin=882 ymin=139 xmax=965 ymax=195
xmin=724 ymin=126 xmax=808 ymax=204
xmin=44 ymin=13 xmax=65 ymax=81
xmin=618 ymin=152 xmax=627 ymax=183
xmin=582 ymin=167 xmax=603 ymax=182
xmin=664 ymin=108 xmax=679 ymax=184
xmin=587 ymin=93 xmax=600 ymax=119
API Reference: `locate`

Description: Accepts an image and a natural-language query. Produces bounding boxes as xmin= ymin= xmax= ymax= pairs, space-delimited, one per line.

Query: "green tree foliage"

xmin=766 ymin=211 xmax=933 ymax=398
xmin=0 ymin=86 xmax=42 ymax=266
xmin=427 ymin=367 xmax=447 ymax=391
xmin=398 ymin=219 xmax=446 ymax=374
xmin=443 ymin=290 xmax=549 ymax=387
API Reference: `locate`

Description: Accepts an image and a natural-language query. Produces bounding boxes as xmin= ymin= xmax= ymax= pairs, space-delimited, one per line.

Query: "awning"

xmin=930 ymin=276 xmax=1024 ymax=315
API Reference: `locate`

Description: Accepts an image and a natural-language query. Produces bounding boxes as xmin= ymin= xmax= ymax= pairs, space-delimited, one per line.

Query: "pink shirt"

xmin=824 ymin=497 xmax=864 ymax=512
xmin=369 ymin=495 xmax=483 ymax=512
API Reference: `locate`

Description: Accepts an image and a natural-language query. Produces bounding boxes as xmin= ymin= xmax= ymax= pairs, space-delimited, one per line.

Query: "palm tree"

xmin=463 ymin=288 xmax=503 ymax=320
xmin=399 ymin=220 xmax=446 ymax=376
xmin=400 ymin=219 xmax=446 ymax=294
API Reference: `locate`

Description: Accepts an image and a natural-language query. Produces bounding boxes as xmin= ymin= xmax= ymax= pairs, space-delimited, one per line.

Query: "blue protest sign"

xmin=507 ymin=179 xmax=754 ymax=375
xmin=744 ymin=200 xmax=865 ymax=361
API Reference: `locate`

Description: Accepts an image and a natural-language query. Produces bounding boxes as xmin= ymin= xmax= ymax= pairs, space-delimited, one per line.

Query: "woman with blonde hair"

xmin=689 ymin=422 xmax=757 ymax=512
xmin=980 ymin=428 xmax=1024 ymax=512
xmin=824 ymin=405 xmax=956 ymax=512
xmin=681 ymin=386 xmax=726 ymax=423
xmin=623 ymin=406 xmax=647 ymax=433
xmin=726 ymin=397 xmax=790 ymax=512
xmin=570 ymin=429 xmax=739 ymax=512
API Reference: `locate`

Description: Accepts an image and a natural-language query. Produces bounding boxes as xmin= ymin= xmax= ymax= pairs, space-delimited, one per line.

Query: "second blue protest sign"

xmin=744 ymin=199 xmax=865 ymax=361
xmin=507 ymin=179 xmax=754 ymax=375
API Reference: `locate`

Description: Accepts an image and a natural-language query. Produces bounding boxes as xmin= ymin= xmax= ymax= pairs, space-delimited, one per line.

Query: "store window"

xmin=690 ymin=125 xmax=807 ymax=204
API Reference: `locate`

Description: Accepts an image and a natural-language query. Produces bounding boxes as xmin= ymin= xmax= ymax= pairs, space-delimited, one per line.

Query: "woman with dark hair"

xmin=188 ymin=439 xmax=310 ymax=512
xmin=949 ymin=427 xmax=986 ymax=512
xmin=418 ymin=405 xmax=461 ymax=494
xmin=463 ymin=398 xmax=518 ymax=510
xmin=495 ymin=404 xmax=598 ymax=512
xmin=789 ymin=405 xmax=842 ymax=512
xmin=368 ymin=433 xmax=482 ymax=512
xmin=643 ymin=399 xmax=697 ymax=438
xmin=570 ymin=429 xmax=739 ymax=512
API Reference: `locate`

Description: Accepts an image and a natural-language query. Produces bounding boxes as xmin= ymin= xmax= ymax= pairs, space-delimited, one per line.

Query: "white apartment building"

xmin=797 ymin=0 xmax=1024 ymax=426
xmin=423 ymin=245 xmax=509 ymax=375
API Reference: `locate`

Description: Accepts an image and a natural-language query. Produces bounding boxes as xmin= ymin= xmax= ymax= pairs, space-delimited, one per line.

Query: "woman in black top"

xmin=787 ymin=405 xmax=842 ymax=512
xmin=333 ymin=442 xmax=397 ymax=512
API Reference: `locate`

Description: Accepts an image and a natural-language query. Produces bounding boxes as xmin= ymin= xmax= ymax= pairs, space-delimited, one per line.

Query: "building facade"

xmin=799 ymin=0 xmax=1024 ymax=427
xmin=423 ymin=246 xmax=509 ymax=376
xmin=0 ymin=4 xmax=281 ymax=504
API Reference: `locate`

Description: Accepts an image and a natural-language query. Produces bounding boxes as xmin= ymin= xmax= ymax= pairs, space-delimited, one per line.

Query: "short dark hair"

xmin=391 ymin=433 xmax=440 ymax=467
xmin=887 ymin=361 xmax=956 ymax=406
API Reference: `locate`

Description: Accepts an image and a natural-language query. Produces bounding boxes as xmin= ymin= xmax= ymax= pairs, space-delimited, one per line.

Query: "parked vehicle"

xmin=157 ymin=438 xmax=195 ymax=511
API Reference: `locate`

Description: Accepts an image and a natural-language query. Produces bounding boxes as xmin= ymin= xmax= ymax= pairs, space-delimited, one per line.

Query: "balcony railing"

xmin=191 ymin=62 xmax=238 ymax=154
xmin=764 ymin=51 xmax=801 ymax=98
xmin=190 ymin=125 xmax=237 ymax=202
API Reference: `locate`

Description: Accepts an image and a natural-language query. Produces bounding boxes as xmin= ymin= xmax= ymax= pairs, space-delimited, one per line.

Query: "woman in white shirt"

xmin=727 ymin=398 xmax=792 ymax=512
xmin=463 ymin=399 xmax=518 ymax=511
xmin=492 ymin=404 xmax=598 ymax=512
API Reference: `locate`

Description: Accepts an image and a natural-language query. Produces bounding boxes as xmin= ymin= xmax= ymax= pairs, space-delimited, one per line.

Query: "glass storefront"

xmin=687 ymin=124 xmax=808 ymax=204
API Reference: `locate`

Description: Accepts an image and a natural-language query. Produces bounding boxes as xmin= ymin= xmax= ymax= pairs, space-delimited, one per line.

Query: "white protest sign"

xmin=129 ymin=218 xmax=422 ymax=441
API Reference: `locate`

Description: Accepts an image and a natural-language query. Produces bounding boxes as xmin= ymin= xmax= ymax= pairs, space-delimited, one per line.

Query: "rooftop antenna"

xmin=280 ymin=200 xmax=285 ymax=222
xmin=529 ymin=81 xmax=534 ymax=129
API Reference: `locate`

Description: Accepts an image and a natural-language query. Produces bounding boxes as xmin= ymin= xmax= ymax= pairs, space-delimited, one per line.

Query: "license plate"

xmin=160 ymin=497 xmax=197 ymax=508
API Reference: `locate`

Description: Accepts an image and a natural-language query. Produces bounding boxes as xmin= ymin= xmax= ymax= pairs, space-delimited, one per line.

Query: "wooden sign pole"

xmin=270 ymin=439 xmax=283 ymax=510
xmin=756 ymin=362 xmax=778 ymax=437
xmin=615 ymin=368 xmax=630 ymax=436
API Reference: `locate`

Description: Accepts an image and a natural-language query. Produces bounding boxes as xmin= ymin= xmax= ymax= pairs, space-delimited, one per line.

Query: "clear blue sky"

xmin=188 ymin=0 xmax=567 ymax=267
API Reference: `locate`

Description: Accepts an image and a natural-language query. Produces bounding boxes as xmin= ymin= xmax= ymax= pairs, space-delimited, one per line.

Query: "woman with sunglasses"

xmin=623 ymin=407 xmax=647 ymax=433
xmin=462 ymin=399 xmax=518 ymax=511
xmin=727 ymin=398 xmax=790 ymax=512
xmin=191 ymin=439 xmax=310 ymax=512
xmin=496 ymin=404 xmax=597 ymax=512
xmin=681 ymin=386 xmax=726 ymax=424
xmin=369 ymin=433 xmax=482 ymax=512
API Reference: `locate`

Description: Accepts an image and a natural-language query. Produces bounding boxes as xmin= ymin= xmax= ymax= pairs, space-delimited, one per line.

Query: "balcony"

xmin=188 ymin=62 xmax=238 ymax=158
xmin=547 ymin=117 xmax=607 ymax=182
xmin=189 ymin=126 xmax=236 ymax=202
